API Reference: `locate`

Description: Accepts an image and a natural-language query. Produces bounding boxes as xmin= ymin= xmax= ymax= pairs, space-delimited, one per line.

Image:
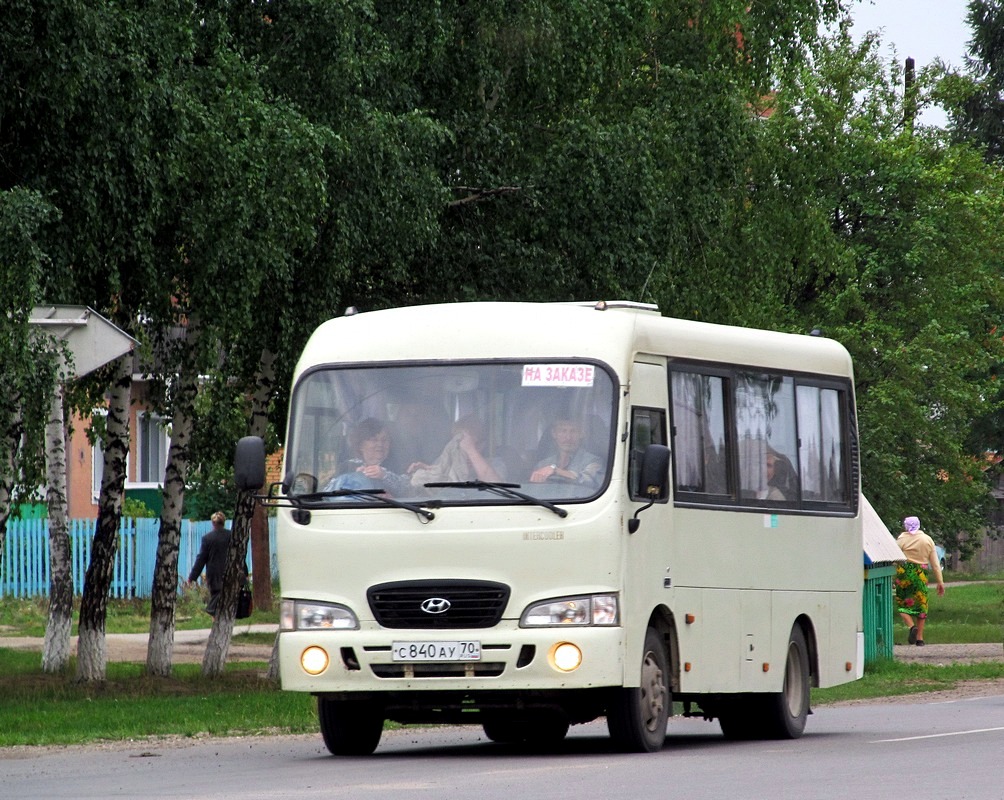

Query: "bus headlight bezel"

xmin=280 ymin=599 xmax=359 ymax=631
xmin=519 ymin=593 xmax=619 ymax=627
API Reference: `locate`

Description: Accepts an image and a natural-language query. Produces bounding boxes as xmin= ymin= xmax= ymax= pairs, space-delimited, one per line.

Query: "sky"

xmin=847 ymin=0 xmax=974 ymax=125
xmin=849 ymin=0 xmax=973 ymax=72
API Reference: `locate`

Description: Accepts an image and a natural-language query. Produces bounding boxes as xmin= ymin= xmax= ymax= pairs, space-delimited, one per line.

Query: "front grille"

xmin=368 ymin=580 xmax=510 ymax=629
xmin=372 ymin=662 xmax=506 ymax=679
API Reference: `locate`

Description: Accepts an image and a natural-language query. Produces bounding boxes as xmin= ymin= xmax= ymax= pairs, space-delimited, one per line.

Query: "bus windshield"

xmin=285 ymin=360 xmax=617 ymax=507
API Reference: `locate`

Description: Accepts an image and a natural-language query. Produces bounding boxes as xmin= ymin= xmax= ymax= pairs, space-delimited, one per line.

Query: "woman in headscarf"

xmin=894 ymin=516 xmax=946 ymax=646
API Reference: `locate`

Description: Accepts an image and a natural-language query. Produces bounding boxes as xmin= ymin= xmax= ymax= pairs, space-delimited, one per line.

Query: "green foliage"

xmin=948 ymin=0 xmax=1004 ymax=161
xmin=747 ymin=25 xmax=1004 ymax=555
xmin=4 ymin=0 xmax=1004 ymax=570
xmin=122 ymin=498 xmax=156 ymax=519
xmin=0 ymin=189 xmax=59 ymax=498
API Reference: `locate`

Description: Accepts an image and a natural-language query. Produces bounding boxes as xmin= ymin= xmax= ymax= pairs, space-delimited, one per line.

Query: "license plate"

xmin=391 ymin=640 xmax=481 ymax=662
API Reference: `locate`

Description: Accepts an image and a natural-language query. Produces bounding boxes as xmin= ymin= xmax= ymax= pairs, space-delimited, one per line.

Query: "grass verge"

xmin=893 ymin=580 xmax=1004 ymax=645
xmin=0 ymin=586 xmax=277 ymax=638
xmin=812 ymin=658 xmax=1004 ymax=705
xmin=0 ymin=649 xmax=316 ymax=747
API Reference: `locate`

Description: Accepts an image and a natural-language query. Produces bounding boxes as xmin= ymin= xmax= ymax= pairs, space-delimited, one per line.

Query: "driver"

xmin=529 ymin=418 xmax=602 ymax=488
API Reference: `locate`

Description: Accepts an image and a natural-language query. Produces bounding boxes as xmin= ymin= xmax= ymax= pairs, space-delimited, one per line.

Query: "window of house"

xmin=92 ymin=437 xmax=104 ymax=502
xmin=136 ymin=412 xmax=170 ymax=485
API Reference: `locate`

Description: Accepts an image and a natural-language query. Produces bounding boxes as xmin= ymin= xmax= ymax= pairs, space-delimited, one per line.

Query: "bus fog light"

xmin=549 ymin=642 xmax=582 ymax=672
xmin=301 ymin=646 xmax=330 ymax=675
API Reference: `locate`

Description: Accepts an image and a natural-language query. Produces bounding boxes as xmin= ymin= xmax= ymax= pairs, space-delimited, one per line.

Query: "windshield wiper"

xmin=423 ymin=481 xmax=568 ymax=518
xmin=299 ymin=488 xmax=435 ymax=522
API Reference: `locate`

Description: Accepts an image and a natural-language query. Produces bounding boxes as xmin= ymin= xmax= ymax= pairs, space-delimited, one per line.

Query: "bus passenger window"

xmin=797 ymin=384 xmax=848 ymax=504
xmin=629 ymin=407 xmax=667 ymax=501
xmin=735 ymin=373 xmax=798 ymax=503
xmin=670 ymin=371 xmax=729 ymax=495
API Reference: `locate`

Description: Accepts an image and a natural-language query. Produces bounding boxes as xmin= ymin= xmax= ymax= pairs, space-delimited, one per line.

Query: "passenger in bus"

xmin=409 ymin=415 xmax=504 ymax=486
xmin=325 ymin=418 xmax=412 ymax=495
xmin=764 ymin=449 xmax=798 ymax=501
xmin=529 ymin=418 xmax=602 ymax=488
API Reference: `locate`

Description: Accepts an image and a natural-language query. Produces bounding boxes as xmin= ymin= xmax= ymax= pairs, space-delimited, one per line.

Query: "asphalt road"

xmin=4 ymin=690 xmax=1003 ymax=800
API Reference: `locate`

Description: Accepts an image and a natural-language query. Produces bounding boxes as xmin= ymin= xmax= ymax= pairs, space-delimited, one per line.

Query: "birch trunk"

xmin=202 ymin=489 xmax=255 ymax=677
xmin=42 ymin=382 xmax=73 ymax=672
xmin=146 ymin=321 xmax=200 ymax=677
xmin=249 ymin=348 xmax=275 ymax=614
xmin=76 ymin=355 xmax=132 ymax=682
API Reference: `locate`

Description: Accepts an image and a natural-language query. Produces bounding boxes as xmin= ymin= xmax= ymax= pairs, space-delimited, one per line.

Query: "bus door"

xmin=624 ymin=359 xmax=673 ymax=648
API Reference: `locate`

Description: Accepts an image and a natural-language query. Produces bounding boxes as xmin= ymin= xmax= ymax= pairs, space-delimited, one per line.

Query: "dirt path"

xmin=0 ymin=624 xmax=276 ymax=664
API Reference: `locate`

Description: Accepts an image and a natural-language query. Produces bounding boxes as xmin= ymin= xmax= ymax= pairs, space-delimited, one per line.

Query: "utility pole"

xmin=904 ymin=56 xmax=917 ymax=132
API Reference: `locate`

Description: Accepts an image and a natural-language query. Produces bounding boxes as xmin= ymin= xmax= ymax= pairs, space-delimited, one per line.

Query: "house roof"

xmin=862 ymin=495 xmax=906 ymax=565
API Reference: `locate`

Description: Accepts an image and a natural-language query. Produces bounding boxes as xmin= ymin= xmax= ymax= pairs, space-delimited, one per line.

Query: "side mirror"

xmin=629 ymin=444 xmax=670 ymax=533
xmin=639 ymin=444 xmax=670 ymax=499
xmin=234 ymin=436 xmax=266 ymax=492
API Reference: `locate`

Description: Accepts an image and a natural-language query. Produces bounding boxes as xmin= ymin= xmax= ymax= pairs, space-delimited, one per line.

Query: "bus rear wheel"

xmin=317 ymin=697 xmax=384 ymax=755
xmin=606 ymin=627 xmax=670 ymax=752
xmin=763 ymin=625 xmax=810 ymax=739
xmin=718 ymin=626 xmax=810 ymax=740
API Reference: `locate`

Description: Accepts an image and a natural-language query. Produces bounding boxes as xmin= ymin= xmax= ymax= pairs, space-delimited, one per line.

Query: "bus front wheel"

xmin=606 ymin=627 xmax=670 ymax=752
xmin=482 ymin=712 xmax=570 ymax=745
xmin=317 ymin=697 xmax=384 ymax=755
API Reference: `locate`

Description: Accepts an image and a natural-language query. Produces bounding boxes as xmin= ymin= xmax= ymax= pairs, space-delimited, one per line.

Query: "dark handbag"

xmin=236 ymin=584 xmax=254 ymax=619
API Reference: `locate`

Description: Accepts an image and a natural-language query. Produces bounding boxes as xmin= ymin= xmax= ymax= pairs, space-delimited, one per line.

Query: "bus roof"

xmin=296 ymin=302 xmax=854 ymax=381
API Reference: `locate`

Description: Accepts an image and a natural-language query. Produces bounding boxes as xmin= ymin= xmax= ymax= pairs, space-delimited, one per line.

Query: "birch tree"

xmin=142 ymin=10 xmax=329 ymax=674
xmin=76 ymin=355 xmax=132 ymax=681
xmin=41 ymin=369 xmax=73 ymax=672
xmin=0 ymin=189 xmax=52 ymax=578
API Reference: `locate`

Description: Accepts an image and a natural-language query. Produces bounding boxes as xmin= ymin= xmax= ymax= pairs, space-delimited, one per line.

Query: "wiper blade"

xmin=300 ymin=488 xmax=435 ymax=522
xmin=423 ymin=481 xmax=568 ymax=518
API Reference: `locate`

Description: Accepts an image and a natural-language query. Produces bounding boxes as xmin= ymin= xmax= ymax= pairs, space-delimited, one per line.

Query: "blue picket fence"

xmin=0 ymin=517 xmax=277 ymax=599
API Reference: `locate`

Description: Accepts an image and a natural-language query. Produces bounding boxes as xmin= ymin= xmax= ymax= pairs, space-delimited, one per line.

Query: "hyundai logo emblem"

xmin=420 ymin=597 xmax=451 ymax=614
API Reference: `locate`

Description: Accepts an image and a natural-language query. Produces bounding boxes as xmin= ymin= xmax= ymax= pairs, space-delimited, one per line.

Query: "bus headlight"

xmin=520 ymin=594 xmax=619 ymax=627
xmin=280 ymin=599 xmax=359 ymax=631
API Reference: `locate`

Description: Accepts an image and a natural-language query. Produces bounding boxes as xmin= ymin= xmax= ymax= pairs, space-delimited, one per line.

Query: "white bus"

xmin=236 ymin=301 xmax=863 ymax=755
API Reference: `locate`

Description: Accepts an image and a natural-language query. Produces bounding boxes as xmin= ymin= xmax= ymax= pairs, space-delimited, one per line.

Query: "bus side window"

xmin=670 ymin=370 xmax=729 ymax=496
xmin=629 ymin=407 xmax=668 ymax=501
xmin=735 ymin=373 xmax=798 ymax=503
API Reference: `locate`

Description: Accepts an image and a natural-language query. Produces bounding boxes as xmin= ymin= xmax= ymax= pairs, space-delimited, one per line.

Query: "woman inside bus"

xmin=409 ymin=414 xmax=504 ymax=486
xmin=325 ymin=418 xmax=412 ymax=495
xmin=764 ymin=448 xmax=798 ymax=501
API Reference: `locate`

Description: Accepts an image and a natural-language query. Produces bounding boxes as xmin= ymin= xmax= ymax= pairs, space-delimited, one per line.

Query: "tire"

xmin=762 ymin=625 xmax=810 ymax=739
xmin=483 ymin=712 xmax=570 ymax=745
xmin=606 ymin=627 xmax=670 ymax=752
xmin=317 ymin=697 xmax=384 ymax=756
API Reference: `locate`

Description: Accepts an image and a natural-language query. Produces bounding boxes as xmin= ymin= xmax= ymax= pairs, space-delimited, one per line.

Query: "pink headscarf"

xmin=903 ymin=516 xmax=921 ymax=534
